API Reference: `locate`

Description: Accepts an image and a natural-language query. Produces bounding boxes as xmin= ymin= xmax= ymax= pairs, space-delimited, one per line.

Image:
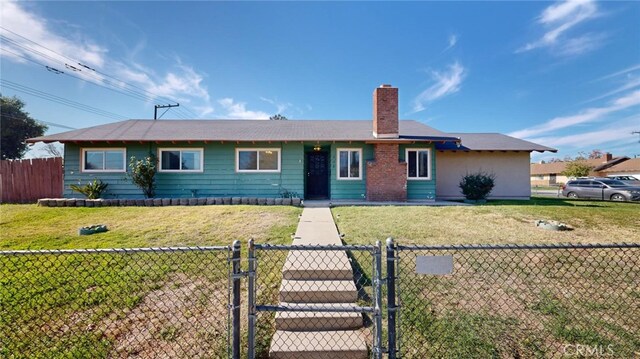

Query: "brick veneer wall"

xmin=373 ymin=85 xmax=399 ymax=138
xmin=366 ymin=144 xmax=407 ymax=201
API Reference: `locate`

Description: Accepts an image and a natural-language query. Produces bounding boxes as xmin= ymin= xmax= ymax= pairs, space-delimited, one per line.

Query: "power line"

xmin=1 ymin=27 xmax=200 ymax=118
xmin=0 ymin=113 xmax=76 ymax=130
xmin=1 ymin=79 xmax=127 ymax=120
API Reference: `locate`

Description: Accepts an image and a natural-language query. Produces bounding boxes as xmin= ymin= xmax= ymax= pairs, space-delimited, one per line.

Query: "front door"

xmin=306 ymin=152 xmax=329 ymax=199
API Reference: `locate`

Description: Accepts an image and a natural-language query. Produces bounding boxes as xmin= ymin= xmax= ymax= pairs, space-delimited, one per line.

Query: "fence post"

xmin=386 ymin=237 xmax=397 ymax=359
xmin=231 ymin=240 xmax=241 ymax=359
xmin=373 ymin=240 xmax=383 ymax=359
xmin=247 ymin=239 xmax=256 ymax=359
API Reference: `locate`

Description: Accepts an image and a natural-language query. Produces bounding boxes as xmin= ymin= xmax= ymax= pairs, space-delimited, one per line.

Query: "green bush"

xmin=69 ymin=179 xmax=108 ymax=199
xmin=459 ymin=172 xmax=495 ymax=201
xmin=128 ymin=154 xmax=157 ymax=198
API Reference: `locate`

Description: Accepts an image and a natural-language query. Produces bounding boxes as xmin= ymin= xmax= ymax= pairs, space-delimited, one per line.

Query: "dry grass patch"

xmin=332 ymin=198 xmax=640 ymax=245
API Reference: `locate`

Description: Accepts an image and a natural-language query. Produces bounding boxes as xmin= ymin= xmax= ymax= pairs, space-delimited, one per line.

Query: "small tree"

xmin=561 ymin=161 xmax=593 ymax=178
xmin=128 ymin=154 xmax=157 ymax=198
xmin=269 ymin=114 xmax=288 ymax=120
xmin=459 ymin=172 xmax=495 ymax=201
xmin=1 ymin=95 xmax=47 ymax=159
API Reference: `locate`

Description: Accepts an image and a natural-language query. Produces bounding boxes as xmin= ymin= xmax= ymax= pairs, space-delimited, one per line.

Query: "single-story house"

xmin=598 ymin=158 xmax=640 ymax=179
xmin=29 ymin=85 xmax=555 ymax=201
xmin=530 ymin=154 xmax=633 ymax=186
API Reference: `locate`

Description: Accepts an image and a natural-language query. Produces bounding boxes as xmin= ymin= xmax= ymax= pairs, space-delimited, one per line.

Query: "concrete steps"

xmin=269 ymin=207 xmax=368 ymax=359
xmin=275 ymin=303 xmax=364 ymax=331
xmin=269 ymin=330 xmax=368 ymax=359
xmin=279 ymin=279 xmax=358 ymax=303
xmin=282 ymin=250 xmax=353 ymax=280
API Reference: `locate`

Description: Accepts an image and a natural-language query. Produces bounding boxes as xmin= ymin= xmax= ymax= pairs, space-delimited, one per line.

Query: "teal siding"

xmin=329 ymin=143 xmax=374 ymax=200
xmin=64 ymin=142 xmax=304 ymax=199
xmin=400 ymin=143 xmax=437 ymax=200
xmin=64 ymin=141 xmax=433 ymax=200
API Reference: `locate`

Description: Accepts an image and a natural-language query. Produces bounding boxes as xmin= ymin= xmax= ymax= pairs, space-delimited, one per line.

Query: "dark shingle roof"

xmin=28 ymin=119 xmax=458 ymax=143
xmin=435 ymin=133 xmax=557 ymax=152
xmin=28 ymin=120 xmax=556 ymax=153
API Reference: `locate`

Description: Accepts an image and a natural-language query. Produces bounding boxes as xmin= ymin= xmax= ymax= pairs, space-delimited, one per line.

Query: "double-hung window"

xmin=337 ymin=148 xmax=362 ymax=180
xmin=406 ymin=148 xmax=432 ymax=180
xmin=236 ymin=148 xmax=281 ymax=172
xmin=159 ymin=148 xmax=203 ymax=172
xmin=82 ymin=148 xmax=126 ymax=172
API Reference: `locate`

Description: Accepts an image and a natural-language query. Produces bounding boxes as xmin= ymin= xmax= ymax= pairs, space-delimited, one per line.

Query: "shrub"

xmin=128 ymin=154 xmax=157 ymax=198
xmin=561 ymin=161 xmax=593 ymax=178
xmin=70 ymin=179 xmax=108 ymax=199
xmin=459 ymin=172 xmax=495 ymax=201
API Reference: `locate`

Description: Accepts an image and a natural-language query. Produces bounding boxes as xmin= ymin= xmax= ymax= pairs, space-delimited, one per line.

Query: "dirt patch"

xmin=100 ymin=273 xmax=228 ymax=358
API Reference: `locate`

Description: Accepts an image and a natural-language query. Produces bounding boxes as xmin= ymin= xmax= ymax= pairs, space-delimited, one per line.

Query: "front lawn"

xmin=333 ymin=197 xmax=640 ymax=245
xmin=0 ymin=205 xmax=302 ymax=249
xmin=333 ymin=197 xmax=639 ymax=358
xmin=1 ymin=204 xmax=301 ymax=358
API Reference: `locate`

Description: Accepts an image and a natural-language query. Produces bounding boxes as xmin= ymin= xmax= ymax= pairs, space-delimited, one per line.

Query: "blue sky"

xmin=1 ymin=0 xmax=639 ymax=160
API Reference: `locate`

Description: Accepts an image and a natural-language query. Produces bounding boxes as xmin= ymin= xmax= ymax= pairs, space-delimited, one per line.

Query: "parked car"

xmin=562 ymin=178 xmax=640 ymax=202
xmin=607 ymin=175 xmax=640 ymax=186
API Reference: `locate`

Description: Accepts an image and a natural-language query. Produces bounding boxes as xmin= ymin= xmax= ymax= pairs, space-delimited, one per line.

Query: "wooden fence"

xmin=0 ymin=157 xmax=63 ymax=203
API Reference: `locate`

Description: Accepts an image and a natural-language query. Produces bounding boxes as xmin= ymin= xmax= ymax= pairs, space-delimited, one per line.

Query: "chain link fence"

xmin=391 ymin=243 xmax=640 ymax=358
xmin=248 ymin=242 xmax=383 ymax=359
xmin=2 ymin=242 xmax=638 ymax=358
xmin=0 ymin=247 xmax=231 ymax=359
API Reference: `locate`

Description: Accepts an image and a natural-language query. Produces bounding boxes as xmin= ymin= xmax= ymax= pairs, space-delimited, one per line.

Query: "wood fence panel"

xmin=0 ymin=157 xmax=63 ymax=203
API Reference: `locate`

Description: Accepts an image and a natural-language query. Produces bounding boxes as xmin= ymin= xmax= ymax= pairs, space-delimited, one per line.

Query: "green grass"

xmin=0 ymin=204 xmax=302 ymax=249
xmin=332 ymin=198 xmax=639 ymax=357
xmin=333 ymin=197 xmax=640 ymax=245
xmin=0 ymin=204 xmax=301 ymax=358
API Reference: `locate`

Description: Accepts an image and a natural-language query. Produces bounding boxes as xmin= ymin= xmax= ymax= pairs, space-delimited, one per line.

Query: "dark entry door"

xmin=306 ymin=152 xmax=329 ymax=199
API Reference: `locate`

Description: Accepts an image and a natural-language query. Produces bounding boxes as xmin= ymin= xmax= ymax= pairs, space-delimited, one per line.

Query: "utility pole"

xmin=633 ymin=131 xmax=640 ymax=143
xmin=154 ymin=103 xmax=179 ymax=120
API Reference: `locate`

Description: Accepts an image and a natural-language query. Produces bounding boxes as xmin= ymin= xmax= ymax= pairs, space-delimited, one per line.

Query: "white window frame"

xmin=336 ymin=148 xmax=363 ymax=180
xmin=158 ymin=148 xmax=204 ymax=173
xmin=406 ymin=148 xmax=432 ymax=181
xmin=81 ymin=148 xmax=126 ymax=173
xmin=235 ymin=148 xmax=281 ymax=173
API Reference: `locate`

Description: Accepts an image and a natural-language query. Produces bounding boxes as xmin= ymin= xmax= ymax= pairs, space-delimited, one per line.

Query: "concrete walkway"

xmin=269 ymin=207 xmax=368 ymax=359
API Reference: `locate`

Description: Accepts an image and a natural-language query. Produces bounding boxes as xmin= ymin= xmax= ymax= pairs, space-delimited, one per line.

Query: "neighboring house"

xmin=29 ymin=85 xmax=555 ymax=201
xmin=530 ymin=154 xmax=632 ymax=186
xmin=598 ymin=158 xmax=640 ymax=179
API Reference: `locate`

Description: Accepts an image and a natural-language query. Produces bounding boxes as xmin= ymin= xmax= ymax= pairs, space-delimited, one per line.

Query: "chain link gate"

xmin=1 ymin=246 xmax=234 ymax=359
xmin=246 ymin=240 xmax=385 ymax=359
xmin=386 ymin=242 xmax=640 ymax=359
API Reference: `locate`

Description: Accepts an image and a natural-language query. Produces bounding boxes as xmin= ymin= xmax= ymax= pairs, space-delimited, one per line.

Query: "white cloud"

xmin=517 ymin=0 xmax=603 ymax=56
xmin=259 ymin=96 xmax=292 ymax=114
xmin=582 ymin=77 xmax=640 ymax=104
xmin=595 ymin=63 xmax=640 ymax=82
xmin=527 ymin=121 xmax=639 ymax=148
xmin=218 ymin=98 xmax=269 ymax=119
xmin=0 ymin=1 xmax=107 ymax=74
xmin=1 ymin=1 xmax=213 ymax=117
xmin=413 ymin=61 xmax=466 ymax=112
xmin=509 ymin=90 xmax=640 ymax=139
xmin=441 ymin=34 xmax=458 ymax=53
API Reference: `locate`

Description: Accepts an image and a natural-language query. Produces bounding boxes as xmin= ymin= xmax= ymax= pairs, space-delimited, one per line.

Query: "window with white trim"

xmin=406 ymin=148 xmax=432 ymax=180
xmin=236 ymin=148 xmax=281 ymax=172
xmin=82 ymin=148 xmax=126 ymax=172
xmin=159 ymin=148 xmax=203 ymax=172
xmin=337 ymin=148 xmax=362 ymax=180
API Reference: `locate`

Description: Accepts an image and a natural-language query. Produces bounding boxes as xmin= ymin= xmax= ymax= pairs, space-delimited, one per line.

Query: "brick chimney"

xmin=373 ymin=84 xmax=399 ymax=138
xmin=602 ymin=153 xmax=613 ymax=162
